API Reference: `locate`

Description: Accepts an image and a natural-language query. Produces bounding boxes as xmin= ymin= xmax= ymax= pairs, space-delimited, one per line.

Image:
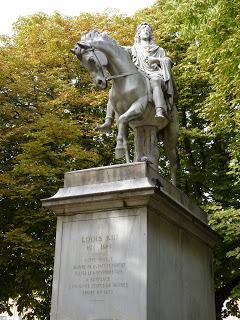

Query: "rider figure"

xmin=98 ymin=22 xmax=175 ymax=131
xmin=132 ymin=22 xmax=175 ymax=118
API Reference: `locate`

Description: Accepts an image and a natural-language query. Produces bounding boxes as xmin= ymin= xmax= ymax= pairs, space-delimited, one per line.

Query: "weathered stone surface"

xmin=71 ymin=24 xmax=178 ymax=184
xmin=147 ymin=210 xmax=215 ymax=320
xmin=42 ymin=163 xmax=218 ymax=320
xmin=52 ymin=209 xmax=146 ymax=320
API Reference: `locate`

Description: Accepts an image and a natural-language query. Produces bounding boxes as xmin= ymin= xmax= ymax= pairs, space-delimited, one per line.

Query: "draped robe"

xmin=130 ymin=44 xmax=175 ymax=108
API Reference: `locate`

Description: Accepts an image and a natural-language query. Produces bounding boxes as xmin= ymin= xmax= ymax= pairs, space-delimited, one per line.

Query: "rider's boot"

xmin=155 ymin=107 xmax=166 ymax=119
xmin=151 ymin=83 xmax=168 ymax=119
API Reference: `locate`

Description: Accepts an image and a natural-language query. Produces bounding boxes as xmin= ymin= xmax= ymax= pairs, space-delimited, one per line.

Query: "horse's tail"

xmin=162 ymin=104 xmax=179 ymax=186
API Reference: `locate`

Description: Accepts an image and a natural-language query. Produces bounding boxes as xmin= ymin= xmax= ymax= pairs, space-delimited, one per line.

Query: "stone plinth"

xmin=42 ymin=162 xmax=218 ymax=320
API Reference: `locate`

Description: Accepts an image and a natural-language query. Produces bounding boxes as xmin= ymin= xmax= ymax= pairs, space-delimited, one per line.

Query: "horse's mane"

xmin=80 ymin=30 xmax=119 ymax=47
xmin=79 ymin=30 xmax=133 ymax=66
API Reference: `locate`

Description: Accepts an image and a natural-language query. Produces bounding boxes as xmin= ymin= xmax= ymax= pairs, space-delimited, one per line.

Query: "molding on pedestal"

xmin=42 ymin=162 xmax=218 ymax=248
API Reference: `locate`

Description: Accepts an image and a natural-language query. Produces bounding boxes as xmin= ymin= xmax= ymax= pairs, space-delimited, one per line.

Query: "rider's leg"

xmin=150 ymin=77 xmax=167 ymax=118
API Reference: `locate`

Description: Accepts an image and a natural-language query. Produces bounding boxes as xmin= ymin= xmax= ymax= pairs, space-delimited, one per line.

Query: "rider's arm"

xmin=147 ymin=48 xmax=172 ymax=67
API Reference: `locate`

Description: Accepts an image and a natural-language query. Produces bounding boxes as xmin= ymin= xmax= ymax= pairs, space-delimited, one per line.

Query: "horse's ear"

xmin=77 ymin=42 xmax=91 ymax=50
xmin=95 ymin=51 xmax=108 ymax=67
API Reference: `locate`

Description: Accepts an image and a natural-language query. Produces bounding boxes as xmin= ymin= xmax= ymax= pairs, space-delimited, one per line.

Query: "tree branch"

xmin=215 ymin=275 xmax=240 ymax=320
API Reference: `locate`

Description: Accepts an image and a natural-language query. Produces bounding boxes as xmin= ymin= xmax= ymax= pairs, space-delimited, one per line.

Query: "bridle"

xmin=80 ymin=46 xmax=138 ymax=82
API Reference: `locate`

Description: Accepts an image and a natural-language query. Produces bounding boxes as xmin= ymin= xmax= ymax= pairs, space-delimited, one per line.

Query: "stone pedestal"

xmin=42 ymin=162 xmax=218 ymax=320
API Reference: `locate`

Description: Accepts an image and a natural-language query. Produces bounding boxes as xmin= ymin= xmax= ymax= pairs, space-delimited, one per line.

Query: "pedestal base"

xmin=42 ymin=163 xmax=217 ymax=320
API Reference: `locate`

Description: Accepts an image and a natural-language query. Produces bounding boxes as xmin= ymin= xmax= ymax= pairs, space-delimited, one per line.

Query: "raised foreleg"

xmin=96 ymin=89 xmax=115 ymax=132
xmin=115 ymin=96 xmax=148 ymax=160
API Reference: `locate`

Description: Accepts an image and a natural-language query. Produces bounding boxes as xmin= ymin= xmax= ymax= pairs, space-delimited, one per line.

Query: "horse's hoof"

xmin=96 ymin=123 xmax=111 ymax=132
xmin=115 ymin=147 xmax=125 ymax=159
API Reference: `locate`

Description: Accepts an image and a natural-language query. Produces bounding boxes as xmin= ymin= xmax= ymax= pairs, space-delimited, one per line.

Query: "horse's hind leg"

xmin=115 ymin=121 xmax=129 ymax=159
xmin=164 ymin=140 xmax=178 ymax=186
xmin=115 ymin=117 xmax=130 ymax=161
xmin=162 ymin=107 xmax=179 ymax=186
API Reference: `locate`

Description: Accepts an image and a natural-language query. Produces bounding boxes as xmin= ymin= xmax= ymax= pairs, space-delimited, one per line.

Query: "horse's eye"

xmin=88 ymin=58 xmax=95 ymax=64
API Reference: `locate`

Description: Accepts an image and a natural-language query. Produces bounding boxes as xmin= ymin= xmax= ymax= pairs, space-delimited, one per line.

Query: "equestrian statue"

xmin=71 ymin=22 xmax=179 ymax=185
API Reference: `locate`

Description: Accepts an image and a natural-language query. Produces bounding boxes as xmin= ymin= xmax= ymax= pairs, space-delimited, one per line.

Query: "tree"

xmin=0 ymin=1 xmax=239 ymax=319
xmin=135 ymin=1 xmax=240 ymax=318
xmin=0 ymin=12 xmax=122 ymax=319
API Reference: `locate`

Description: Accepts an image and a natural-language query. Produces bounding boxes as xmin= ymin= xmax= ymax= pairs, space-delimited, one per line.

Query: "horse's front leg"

xmin=115 ymin=97 xmax=148 ymax=160
xmin=96 ymin=90 xmax=114 ymax=132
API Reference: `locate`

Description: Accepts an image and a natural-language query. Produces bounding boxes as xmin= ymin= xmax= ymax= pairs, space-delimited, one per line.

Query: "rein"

xmin=83 ymin=47 xmax=138 ymax=82
xmin=105 ymin=72 xmax=138 ymax=81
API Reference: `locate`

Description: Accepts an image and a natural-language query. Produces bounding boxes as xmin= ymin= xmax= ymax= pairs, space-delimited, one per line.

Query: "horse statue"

xmin=71 ymin=30 xmax=179 ymax=185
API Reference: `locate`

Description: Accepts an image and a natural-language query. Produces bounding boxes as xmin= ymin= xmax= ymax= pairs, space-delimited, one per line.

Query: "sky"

xmin=0 ymin=0 xmax=156 ymax=35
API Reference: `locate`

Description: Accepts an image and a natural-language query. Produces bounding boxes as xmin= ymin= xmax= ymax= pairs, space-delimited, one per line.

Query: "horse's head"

xmin=71 ymin=41 xmax=108 ymax=90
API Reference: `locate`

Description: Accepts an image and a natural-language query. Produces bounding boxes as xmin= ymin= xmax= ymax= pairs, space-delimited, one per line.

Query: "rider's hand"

xmin=146 ymin=56 xmax=159 ymax=66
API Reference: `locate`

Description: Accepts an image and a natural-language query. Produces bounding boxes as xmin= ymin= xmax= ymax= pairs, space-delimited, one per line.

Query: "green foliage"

xmin=0 ymin=12 xmax=119 ymax=319
xmin=136 ymin=1 xmax=240 ymax=318
xmin=0 ymin=2 xmax=239 ymax=319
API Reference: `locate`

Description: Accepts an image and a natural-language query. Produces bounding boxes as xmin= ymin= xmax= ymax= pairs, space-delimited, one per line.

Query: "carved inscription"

xmin=57 ymin=214 xmax=144 ymax=320
xmin=69 ymin=233 xmax=128 ymax=296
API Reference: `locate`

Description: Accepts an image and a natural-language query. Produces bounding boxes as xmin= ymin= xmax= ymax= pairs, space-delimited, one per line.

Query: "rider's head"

xmin=135 ymin=22 xmax=153 ymax=44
